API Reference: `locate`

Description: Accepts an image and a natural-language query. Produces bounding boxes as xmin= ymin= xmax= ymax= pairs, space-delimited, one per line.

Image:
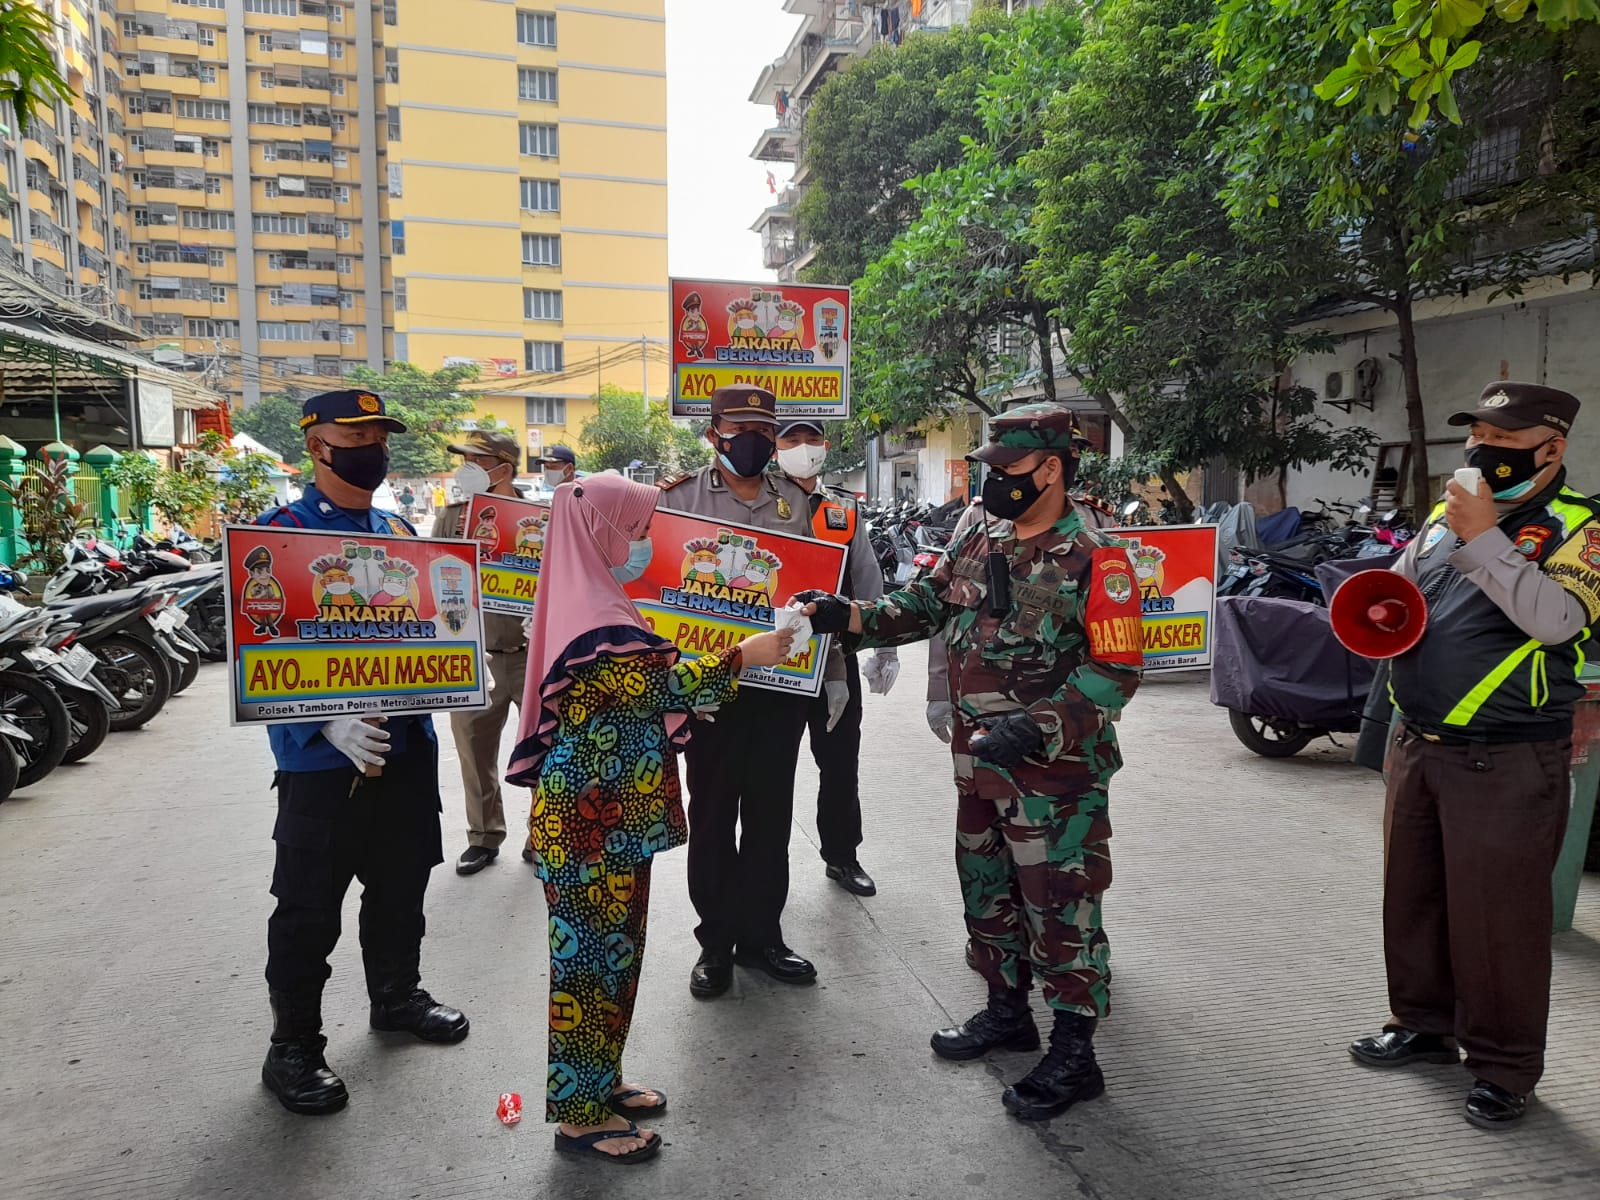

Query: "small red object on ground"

xmin=497 ymin=1092 xmax=522 ymax=1125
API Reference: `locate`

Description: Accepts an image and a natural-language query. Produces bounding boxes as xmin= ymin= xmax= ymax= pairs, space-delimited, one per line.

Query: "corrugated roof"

xmin=0 ymin=319 xmax=224 ymax=411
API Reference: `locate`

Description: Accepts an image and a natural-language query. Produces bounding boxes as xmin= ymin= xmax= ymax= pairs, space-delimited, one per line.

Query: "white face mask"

xmin=776 ymin=442 xmax=827 ymax=480
xmin=543 ymin=467 xmax=569 ymax=491
xmin=455 ymin=462 xmax=492 ymax=495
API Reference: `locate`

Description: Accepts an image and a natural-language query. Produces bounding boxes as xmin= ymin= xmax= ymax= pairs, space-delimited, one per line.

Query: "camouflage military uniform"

xmin=853 ymin=502 xmax=1141 ymax=1017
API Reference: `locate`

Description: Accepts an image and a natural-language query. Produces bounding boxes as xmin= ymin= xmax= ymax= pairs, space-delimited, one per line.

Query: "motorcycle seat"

xmin=46 ymin=591 xmax=146 ymax=617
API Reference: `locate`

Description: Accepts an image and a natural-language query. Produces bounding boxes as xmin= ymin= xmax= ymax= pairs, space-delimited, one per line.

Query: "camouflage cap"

xmin=968 ymin=401 xmax=1089 ymax=466
xmin=447 ymin=428 xmax=522 ymax=465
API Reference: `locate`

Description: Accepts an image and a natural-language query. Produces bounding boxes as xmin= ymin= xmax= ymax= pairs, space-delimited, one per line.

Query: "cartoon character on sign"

xmin=678 ymin=290 xmax=708 ymax=360
xmin=729 ymin=548 xmax=781 ymax=599
xmin=815 ymin=300 xmax=844 ymax=362
xmin=681 ymin=537 xmax=726 ymax=587
xmin=1130 ymin=542 xmax=1167 ymax=601
xmin=240 ymin=545 xmax=286 ymax=636
xmin=514 ymin=511 xmax=548 ymax=561
xmin=471 ymin=505 xmax=501 ymax=562
xmin=369 ymin=558 xmax=420 ymax=608
xmin=431 ymin=558 xmax=471 ymax=634
xmin=310 ymin=555 xmax=364 ymax=609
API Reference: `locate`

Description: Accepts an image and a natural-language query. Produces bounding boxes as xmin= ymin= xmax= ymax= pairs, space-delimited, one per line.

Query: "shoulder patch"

xmin=824 ymin=506 xmax=850 ymax=531
xmin=658 ymin=472 xmax=690 ymax=491
xmin=1544 ymin=525 xmax=1600 ymax=624
xmin=1511 ymin=525 xmax=1552 ymax=559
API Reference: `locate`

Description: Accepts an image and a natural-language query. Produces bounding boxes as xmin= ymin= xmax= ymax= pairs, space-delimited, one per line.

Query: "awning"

xmin=0 ymin=319 xmax=225 ymax=411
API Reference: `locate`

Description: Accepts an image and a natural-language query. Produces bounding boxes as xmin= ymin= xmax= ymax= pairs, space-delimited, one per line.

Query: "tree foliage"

xmin=345 ymin=363 xmax=478 ymax=476
xmin=233 ymin=392 xmax=307 ymax=463
xmin=0 ymin=1 xmax=74 ymax=134
xmin=794 ymin=12 xmax=997 ymax=284
xmin=578 ymin=385 xmax=708 ymax=474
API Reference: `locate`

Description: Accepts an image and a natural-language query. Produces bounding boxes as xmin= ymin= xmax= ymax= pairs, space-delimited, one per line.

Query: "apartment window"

xmin=521 ymin=178 xmax=559 ymax=212
xmin=332 ymin=114 xmax=346 ymax=133
xmin=122 ymin=18 xmax=138 ymax=37
xmin=387 ymin=112 xmax=401 ymax=141
xmin=199 ymin=28 xmax=216 ymax=47
xmin=132 ymin=207 xmax=149 ymax=226
xmin=137 ymin=281 xmax=153 ymax=300
xmin=267 ymin=252 xmax=284 ymax=270
xmin=394 ymin=278 xmax=406 ymax=312
xmin=210 ymin=285 xmax=228 ymax=303
xmin=189 ymin=319 xmax=237 ymax=338
xmin=254 ymin=214 xmax=307 ymax=235
xmin=249 ymin=105 xmax=301 ymax=127
xmin=519 ymin=68 xmax=558 ymax=103
xmin=335 ymin=220 xmax=351 ymax=239
xmin=177 ymin=100 xmax=230 ymax=121
xmin=331 ymin=78 xmax=345 ymax=97
xmin=260 ymin=322 xmax=313 ymax=342
xmin=128 ymin=133 xmax=144 ymax=152
xmin=338 ymin=290 xmax=355 ymax=309
xmin=259 ymin=72 xmax=275 ymax=89
xmin=333 ymin=148 xmax=348 ymax=167
xmin=525 ymin=341 xmax=564 ymax=373
xmin=525 ymin=396 xmax=566 ymax=424
xmin=339 ymin=326 xmax=357 ymax=344
xmin=335 ymin=184 xmax=350 ymax=203
xmin=198 ymin=65 xmax=217 ymax=84
xmin=209 ymin=248 xmax=226 ymax=267
xmin=203 ymin=138 xmax=220 ymax=157
xmin=385 ymin=48 xmax=399 ymax=84
xmin=126 ymin=96 xmax=145 ymax=115
xmin=135 ymin=245 xmax=152 ymax=262
xmin=517 ymin=11 xmax=556 ymax=47
xmin=258 ymin=34 xmax=273 ymax=52
xmin=384 ymin=2 xmax=397 ymax=25
xmin=330 ymin=41 xmax=344 ymax=60
xmin=387 ymin=163 xmax=402 ymax=198
xmin=519 ymin=123 xmax=558 ymax=159
xmin=131 ymin=170 xmax=146 ymax=188
xmin=205 ymin=176 xmax=222 ymax=194
xmin=337 ymin=254 xmax=353 ymax=274
xmin=524 ymin=288 xmax=562 ymax=321
xmin=264 ymin=180 xmax=280 ymax=199
xmin=390 ymin=220 xmax=405 ymax=255
xmin=521 ymin=233 xmax=560 ymax=266
xmin=183 ymin=210 xmax=235 ymax=230
xmin=245 ymin=0 xmax=298 ymax=13
xmin=268 ymin=288 xmax=284 ymax=306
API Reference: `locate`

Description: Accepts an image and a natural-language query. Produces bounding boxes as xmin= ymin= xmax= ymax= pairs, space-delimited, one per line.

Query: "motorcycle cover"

xmin=1210 ymin=594 xmax=1378 ymax=726
xmin=1314 ymin=551 xmax=1401 ymax=603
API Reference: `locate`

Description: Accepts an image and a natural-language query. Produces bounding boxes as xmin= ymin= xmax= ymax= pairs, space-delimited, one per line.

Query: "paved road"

xmin=2 ymin=646 xmax=1597 ymax=1199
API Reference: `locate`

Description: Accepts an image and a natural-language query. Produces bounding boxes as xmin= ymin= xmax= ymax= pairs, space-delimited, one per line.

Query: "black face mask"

xmin=319 ymin=440 xmax=390 ymax=493
xmin=714 ymin=430 xmax=775 ymax=479
xmin=983 ymin=463 xmax=1045 ymax=521
xmin=1465 ymin=439 xmax=1551 ymax=500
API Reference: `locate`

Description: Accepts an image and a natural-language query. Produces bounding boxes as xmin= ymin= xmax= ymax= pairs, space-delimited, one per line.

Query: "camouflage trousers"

xmin=956 ymin=786 xmax=1112 ymax=1018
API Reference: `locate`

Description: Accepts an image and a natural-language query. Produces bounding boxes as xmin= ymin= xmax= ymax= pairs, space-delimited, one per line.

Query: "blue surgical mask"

xmin=611 ymin=538 xmax=652 ymax=584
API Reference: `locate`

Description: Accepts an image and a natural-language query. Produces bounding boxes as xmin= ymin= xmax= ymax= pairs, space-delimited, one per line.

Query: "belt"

xmin=1400 ymin=720 xmax=1570 ymax=747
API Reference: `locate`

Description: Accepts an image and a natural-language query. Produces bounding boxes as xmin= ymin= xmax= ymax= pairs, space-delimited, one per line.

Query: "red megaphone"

xmin=1329 ymin=569 xmax=1428 ymax=659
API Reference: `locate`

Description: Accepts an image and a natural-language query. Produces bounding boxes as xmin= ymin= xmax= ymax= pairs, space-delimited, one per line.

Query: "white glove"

xmin=926 ymin=701 xmax=955 ymax=743
xmin=862 ymin=649 xmax=900 ymax=696
xmin=322 ymin=717 xmax=390 ymax=770
xmin=824 ymin=679 xmax=850 ymax=733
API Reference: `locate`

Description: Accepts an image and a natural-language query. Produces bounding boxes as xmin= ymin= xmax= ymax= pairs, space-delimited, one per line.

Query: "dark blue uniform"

xmin=256 ymin=484 xmax=445 ymax=1005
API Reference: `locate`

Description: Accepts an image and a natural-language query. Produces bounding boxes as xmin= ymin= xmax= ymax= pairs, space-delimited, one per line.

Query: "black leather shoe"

xmin=456 ymin=846 xmax=498 ymax=875
xmin=931 ymin=985 xmax=1039 ymax=1060
xmin=1002 ymin=1011 xmax=1105 ymax=1121
xmin=825 ymin=860 xmax=877 ymax=896
xmin=262 ymin=991 xmax=348 ymax=1116
xmin=1465 ymin=1079 xmax=1527 ymax=1130
xmin=1348 ymin=1028 xmax=1459 ymax=1069
xmin=734 ymin=945 xmax=818 ymax=985
xmin=689 ymin=950 xmax=734 ymax=999
xmin=370 ymin=988 xmax=470 ymax=1043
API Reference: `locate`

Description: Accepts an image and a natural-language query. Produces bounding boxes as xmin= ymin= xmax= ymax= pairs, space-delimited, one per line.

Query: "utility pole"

xmin=641 ymin=334 xmax=648 ymax=413
xmin=596 ymin=346 xmax=602 ymax=397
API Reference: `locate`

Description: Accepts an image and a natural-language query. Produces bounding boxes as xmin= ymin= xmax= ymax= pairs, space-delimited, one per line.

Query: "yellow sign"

xmin=240 ymin=643 xmax=480 ymax=700
xmin=633 ymin=601 xmax=820 ymax=693
xmin=675 ymin=364 xmax=845 ymax=405
xmin=1142 ymin=613 xmax=1209 ymax=655
xmin=480 ymin=563 xmax=540 ymax=606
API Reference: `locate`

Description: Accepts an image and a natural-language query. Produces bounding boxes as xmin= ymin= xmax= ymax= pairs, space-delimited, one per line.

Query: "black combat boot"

xmin=262 ymin=991 xmax=349 ymax=1116
xmin=370 ymin=984 xmax=470 ymax=1043
xmin=1001 ymin=1010 xmax=1106 ymax=1121
xmin=930 ymin=984 xmax=1040 ymax=1061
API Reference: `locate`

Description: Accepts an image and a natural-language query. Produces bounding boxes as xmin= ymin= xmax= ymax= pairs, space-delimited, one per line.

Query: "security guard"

xmin=255 ymin=389 xmax=469 ymax=1117
xmin=1349 ymin=381 xmax=1598 ymax=1130
xmin=799 ymin=402 xmax=1144 ymax=1121
xmin=661 ymin=385 xmax=845 ymax=998
xmin=774 ymin=418 xmax=897 ymax=897
xmin=434 ymin=429 xmax=529 ymax=875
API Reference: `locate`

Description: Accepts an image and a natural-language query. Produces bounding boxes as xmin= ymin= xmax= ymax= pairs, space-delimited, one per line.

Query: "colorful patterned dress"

xmin=527 ymin=641 xmax=738 ymax=1125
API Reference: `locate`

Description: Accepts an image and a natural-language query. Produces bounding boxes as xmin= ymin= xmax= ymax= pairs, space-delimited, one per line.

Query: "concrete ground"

xmin=1 ymin=644 xmax=1597 ymax=1200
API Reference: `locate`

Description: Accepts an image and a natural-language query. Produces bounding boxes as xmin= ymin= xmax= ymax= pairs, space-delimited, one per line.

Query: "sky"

xmin=665 ymin=0 xmax=802 ymax=283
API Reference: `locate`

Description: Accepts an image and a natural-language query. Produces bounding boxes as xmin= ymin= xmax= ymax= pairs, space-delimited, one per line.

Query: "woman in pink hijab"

xmin=506 ymin=473 xmax=794 ymax=1164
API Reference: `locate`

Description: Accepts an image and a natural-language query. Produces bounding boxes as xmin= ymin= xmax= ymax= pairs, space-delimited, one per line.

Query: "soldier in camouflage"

xmin=798 ymin=402 xmax=1144 ymax=1121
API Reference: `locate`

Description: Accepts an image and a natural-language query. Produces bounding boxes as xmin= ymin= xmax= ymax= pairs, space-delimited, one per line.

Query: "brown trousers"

xmin=1382 ymin=727 xmax=1571 ymax=1094
xmin=448 ymin=647 xmax=527 ymax=849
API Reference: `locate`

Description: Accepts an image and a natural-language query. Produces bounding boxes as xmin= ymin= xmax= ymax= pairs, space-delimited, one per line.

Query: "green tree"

xmin=345 ymin=362 xmax=478 ymax=476
xmin=794 ymin=11 xmax=997 ymax=283
xmin=1029 ymin=0 xmax=1372 ymax=511
xmin=0 ymin=1 xmax=74 ymax=134
xmin=190 ymin=430 xmax=278 ymax=522
xmin=1315 ymin=0 xmax=1600 ymax=125
xmin=578 ymin=385 xmax=674 ymax=472
xmin=668 ymin=419 xmax=711 ymax=473
xmin=232 ymin=392 xmax=306 ymax=461
xmin=1209 ymin=0 xmax=1557 ymax=508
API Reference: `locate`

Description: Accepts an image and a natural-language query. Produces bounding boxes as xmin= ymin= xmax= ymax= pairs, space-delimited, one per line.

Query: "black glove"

xmin=793 ymin=589 xmax=852 ymax=635
xmin=970 ymin=712 xmax=1044 ymax=768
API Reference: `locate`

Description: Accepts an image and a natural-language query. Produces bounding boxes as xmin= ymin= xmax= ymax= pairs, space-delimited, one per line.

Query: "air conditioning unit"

xmin=1323 ymin=369 xmax=1351 ymax=402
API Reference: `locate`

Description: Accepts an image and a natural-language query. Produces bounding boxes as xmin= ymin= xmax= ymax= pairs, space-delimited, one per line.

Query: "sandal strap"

xmin=557 ymin=1122 xmax=641 ymax=1150
xmin=611 ymin=1087 xmax=662 ymax=1105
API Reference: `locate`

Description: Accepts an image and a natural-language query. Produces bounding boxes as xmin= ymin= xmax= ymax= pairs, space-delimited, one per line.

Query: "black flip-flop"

xmin=553 ymin=1121 xmax=662 ymax=1164
xmin=608 ymin=1086 xmax=667 ymax=1118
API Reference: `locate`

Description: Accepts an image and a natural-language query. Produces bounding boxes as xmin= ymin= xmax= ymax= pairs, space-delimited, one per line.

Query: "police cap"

xmin=244 ymin=545 xmax=273 ymax=570
xmin=968 ymin=402 xmax=1089 ymax=466
xmin=1447 ymin=381 xmax=1579 ymax=436
xmin=298 ymin=388 xmax=407 ymax=433
xmin=710 ymin=384 xmax=778 ymax=425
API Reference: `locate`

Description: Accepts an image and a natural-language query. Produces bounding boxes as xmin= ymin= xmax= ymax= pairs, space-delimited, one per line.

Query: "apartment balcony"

xmin=142 ymin=184 xmax=208 ymax=208
xmin=132 ymin=255 xmax=211 ymax=277
xmin=751 ymin=122 xmax=798 ymax=164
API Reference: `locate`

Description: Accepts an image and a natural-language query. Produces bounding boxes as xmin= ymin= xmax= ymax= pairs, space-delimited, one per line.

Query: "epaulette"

xmin=1073 ymin=491 xmax=1116 ymax=518
xmin=658 ymin=472 xmax=690 ymax=491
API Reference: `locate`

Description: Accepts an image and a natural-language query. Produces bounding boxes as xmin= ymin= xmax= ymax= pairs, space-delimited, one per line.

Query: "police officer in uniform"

xmin=661 ymin=385 xmax=847 ymax=997
xmin=799 ymin=402 xmax=1144 ymax=1121
xmin=774 ymin=418 xmax=897 ymax=896
xmin=255 ymin=389 xmax=469 ymax=1116
xmin=434 ymin=429 xmax=529 ymax=875
xmin=1349 ymin=382 xmax=1599 ymax=1130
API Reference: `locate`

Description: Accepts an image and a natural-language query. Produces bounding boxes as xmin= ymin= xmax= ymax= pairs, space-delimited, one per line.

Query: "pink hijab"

xmin=506 ymin=473 xmax=674 ymax=786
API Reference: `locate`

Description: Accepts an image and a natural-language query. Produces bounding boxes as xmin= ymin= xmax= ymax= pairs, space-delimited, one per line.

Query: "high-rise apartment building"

xmin=1 ymin=0 xmax=668 ymax=457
